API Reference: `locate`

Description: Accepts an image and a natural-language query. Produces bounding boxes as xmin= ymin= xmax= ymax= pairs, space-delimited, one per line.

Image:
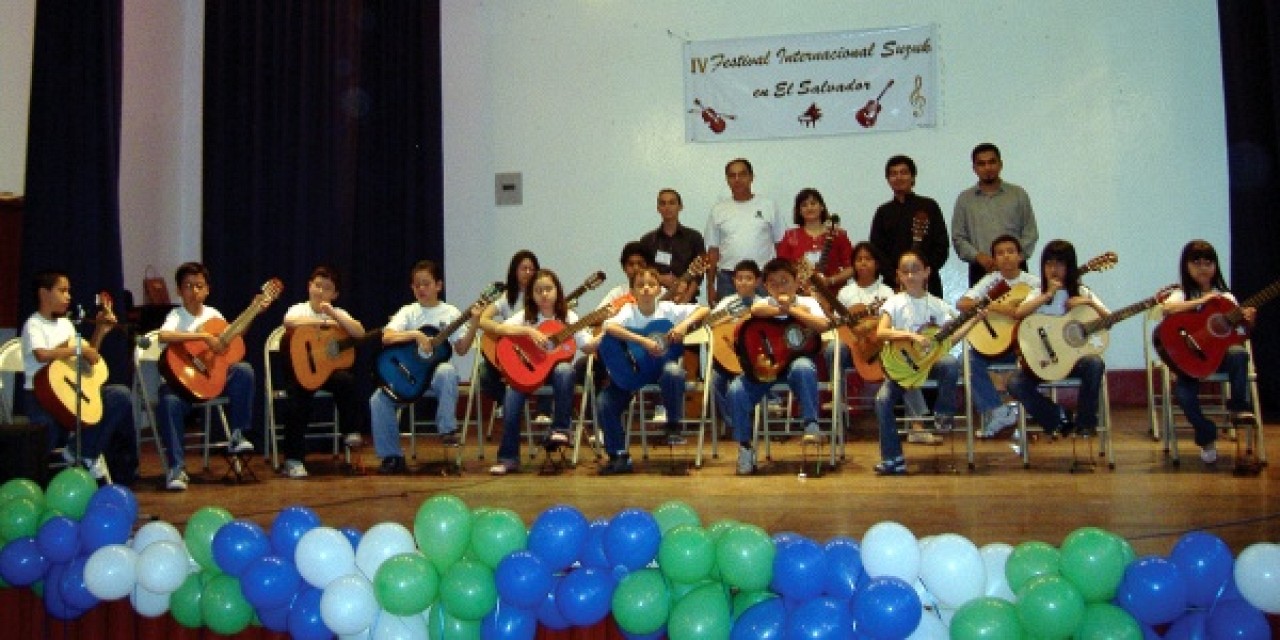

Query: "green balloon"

xmin=0 ymin=478 xmax=45 ymax=510
xmin=1060 ymin=527 xmax=1127 ymax=603
xmin=201 ymin=573 xmax=254 ymax=636
xmin=668 ymin=582 xmax=731 ymax=640
xmin=612 ymin=569 xmax=671 ymax=635
xmin=44 ymin=467 xmax=96 ymax=520
xmin=184 ymin=506 xmax=233 ymax=573
xmin=1076 ymin=603 xmax=1143 ymax=640
xmin=1117 ymin=536 xmax=1137 ymax=566
xmin=171 ymin=570 xmax=208 ymax=629
xmin=705 ymin=520 xmax=738 ymax=581
xmin=0 ymin=497 xmax=40 ymax=542
xmin=426 ymin=601 xmax=482 ymax=639
xmin=732 ymin=590 xmax=776 ymax=620
xmin=653 ymin=500 xmax=701 ymax=534
xmin=1005 ymin=541 xmax=1061 ymax=593
xmin=1016 ymin=574 xmax=1086 ymax=639
xmin=659 ymin=525 xmax=715 ymax=584
xmin=715 ymin=524 xmax=774 ymax=592
xmin=950 ymin=597 xmax=1023 ymax=640
xmin=468 ymin=509 xmax=527 ymax=570
xmin=376 ymin=552 xmax=440 ymax=616
xmin=414 ymin=494 xmax=473 ymax=574
xmin=439 ymin=559 xmax=496 ymax=622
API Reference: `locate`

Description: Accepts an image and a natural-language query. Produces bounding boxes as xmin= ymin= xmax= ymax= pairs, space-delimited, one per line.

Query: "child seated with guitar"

xmin=776 ymin=188 xmax=853 ymax=288
xmin=710 ymin=260 xmax=762 ymax=437
xmin=157 ymin=262 xmax=270 ymax=491
xmin=20 ymin=270 xmax=132 ymax=480
xmin=476 ymin=250 xmax=549 ymax=419
xmin=960 ymin=235 xmax=1038 ymax=438
xmin=279 ymin=266 xmax=367 ymax=478
xmin=370 ymin=260 xmax=481 ymax=474
xmin=1008 ymin=240 xmax=1108 ymax=439
xmin=488 ymin=269 xmax=601 ymax=475
xmin=874 ymin=251 xmax=980 ymax=475
xmin=726 ymin=258 xmax=828 ymax=475
xmin=596 ymin=267 xmax=709 ymax=474
xmin=1158 ymin=240 xmax=1257 ymax=465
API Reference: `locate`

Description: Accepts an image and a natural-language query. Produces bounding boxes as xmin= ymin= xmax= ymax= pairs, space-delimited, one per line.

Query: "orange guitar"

xmin=161 ymin=278 xmax=283 ymax=401
xmin=805 ymin=274 xmax=884 ymax=381
xmin=480 ymin=270 xmax=605 ymax=370
xmin=34 ymin=292 xmax=114 ymax=429
xmin=495 ymin=295 xmax=632 ymax=394
xmin=284 ymin=325 xmax=383 ymax=391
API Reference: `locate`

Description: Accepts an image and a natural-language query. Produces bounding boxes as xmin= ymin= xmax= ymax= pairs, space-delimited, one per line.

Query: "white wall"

xmin=0 ymin=0 xmax=35 ymax=194
xmin=441 ymin=0 xmax=1228 ymax=372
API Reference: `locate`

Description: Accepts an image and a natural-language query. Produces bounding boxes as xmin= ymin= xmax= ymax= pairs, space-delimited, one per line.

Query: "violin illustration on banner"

xmin=690 ymin=98 xmax=735 ymax=134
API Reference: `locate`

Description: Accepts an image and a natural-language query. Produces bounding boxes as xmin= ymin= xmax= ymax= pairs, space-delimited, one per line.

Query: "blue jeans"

xmin=968 ymin=349 xmax=1018 ymax=414
xmin=1008 ymin=355 xmax=1104 ymax=434
xmin=1175 ymin=347 xmax=1251 ymax=448
xmin=25 ymin=384 xmax=131 ymax=461
xmin=478 ymin=358 xmax=551 ymax=415
xmin=497 ymin=362 xmax=576 ymax=462
xmin=727 ymin=357 xmax=818 ymax=445
xmin=823 ymin=340 xmax=927 ymax=416
xmin=596 ymin=361 xmax=686 ymax=458
xmin=157 ymin=361 xmax=255 ymax=471
xmin=370 ymin=362 xmax=459 ymax=459
xmin=874 ymin=355 xmax=959 ymax=462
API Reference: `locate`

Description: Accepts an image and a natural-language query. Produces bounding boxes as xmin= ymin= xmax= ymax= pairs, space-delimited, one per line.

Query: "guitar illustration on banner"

xmin=856 ymin=79 xmax=895 ymax=128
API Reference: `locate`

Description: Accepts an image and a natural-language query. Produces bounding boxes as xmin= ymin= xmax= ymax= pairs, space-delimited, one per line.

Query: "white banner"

xmin=683 ymin=25 xmax=938 ymax=142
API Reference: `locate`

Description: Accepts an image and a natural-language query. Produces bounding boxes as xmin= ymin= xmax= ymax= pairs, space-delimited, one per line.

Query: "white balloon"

xmin=130 ymin=584 xmax=171 ymax=618
xmin=906 ymin=609 xmax=949 ymax=640
xmin=356 ymin=522 xmax=417 ymax=579
xmin=1234 ymin=542 xmax=1280 ymax=614
xmin=130 ymin=521 xmax=183 ymax=553
xmin=340 ymin=629 xmax=373 ymax=640
xmin=296 ymin=526 xmax=357 ymax=588
xmin=84 ymin=544 xmax=139 ymax=600
xmin=862 ymin=521 xmax=921 ymax=583
xmin=980 ymin=543 xmax=1016 ymax=601
xmin=322 ymin=573 xmax=380 ymax=636
xmin=371 ymin=608 xmax=430 ymax=640
xmin=136 ymin=540 xmax=192 ymax=594
xmin=919 ymin=533 xmax=985 ymax=608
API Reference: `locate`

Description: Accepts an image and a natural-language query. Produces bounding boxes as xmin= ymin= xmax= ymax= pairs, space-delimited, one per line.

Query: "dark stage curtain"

xmin=1218 ymin=1 xmax=1280 ymax=413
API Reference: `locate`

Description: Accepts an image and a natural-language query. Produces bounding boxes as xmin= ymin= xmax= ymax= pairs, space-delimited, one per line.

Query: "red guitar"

xmin=481 ymin=270 xmax=605 ymax=370
xmin=495 ymin=295 xmax=633 ymax=394
xmin=1153 ymin=278 xmax=1280 ymax=379
xmin=161 ymin=278 xmax=283 ymax=401
xmin=856 ymin=79 xmax=895 ymax=128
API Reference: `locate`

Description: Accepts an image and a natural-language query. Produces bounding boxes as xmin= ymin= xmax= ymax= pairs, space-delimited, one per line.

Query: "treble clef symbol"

xmin=910 ymin=75 xmax=926 ymax=118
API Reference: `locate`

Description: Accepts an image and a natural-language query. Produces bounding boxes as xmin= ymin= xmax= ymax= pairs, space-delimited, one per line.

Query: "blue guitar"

xmin=599 ymin=299 xmax=746 ymax=392
xmin=375 ymin=283 xmax=505 ymax=402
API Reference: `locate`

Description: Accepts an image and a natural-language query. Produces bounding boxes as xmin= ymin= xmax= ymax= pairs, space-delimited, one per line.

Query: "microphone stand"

xmin=73 ymin=306 xmax=85 ymax=464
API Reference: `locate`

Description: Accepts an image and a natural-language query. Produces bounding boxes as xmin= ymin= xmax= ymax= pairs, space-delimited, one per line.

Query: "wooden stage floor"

xmin=129 ymin=407 xmax=1280 ymax=556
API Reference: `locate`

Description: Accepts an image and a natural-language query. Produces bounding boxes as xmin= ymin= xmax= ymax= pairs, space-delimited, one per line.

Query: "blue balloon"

xmin=731 ymin=597 xmax=786 ymax=640
xmin=59 ymin=555 xmax=99 ymax=611
xmin=339 ymin=526 xmax=361 ymax=550
xmin=1218 ymin=571 xmax=1244 ymax=602
xmin=43 ymin=562 xmax=85 ymax=621
xmin=1206 ymin=599 xmax=1269 ymax=639
xmin=78 ymin=503 xmax=131 ymax=553
xmin=481 ymin=601 xmax=537 ymax=640
xmin=603 ymin=509 xmax=660 ymax=572
xmin=851 ymin=576 xmax=922 ymax=640
xmin=495 ymin=550 xmax=554 ymax=610
xmin=1169 ymin=531 xmax=1233 ymax=608
xmin=258 ymin=602 xmax=292 ymax=633
xmin=86 ymin=485 xmax=139 ymax=523
xmin=823 ymin=537 xmax=863 ymax=600
xmin=1163 ymin=610 xmax=1207 ymax=640
xmin=241 ymin=554 xmax=302 ymax=611
xmin=787 ymin=597 xmax=852 ymax=640
xmin=578 ymin=519 xmax=610 ymax=570
xmin=527 ymin=505 xmax=589 ymax=572
xmin=770 ymin=536 xmax=827 ymax=601
xmin=1115 ymin=555 xmax=1188 ymax=625
xmin=287 ymin=586 xmax=331 ymax=640
xmin=270 ymin=505 xmax=321 ymax=559
xmin=536 ymin=576 xmax=571 ymax=630
xmin=0 ymin=536 xmax=49 ymax=587
xmin=555 ymin=567 xmax=615 ymax=627
xmin=36 ymin=516 xmax=81 ymax=564
xmin=772 ymin=532 xmax=803 ymax=548
xmin=212 ymin=519 xmax=270 ymax=577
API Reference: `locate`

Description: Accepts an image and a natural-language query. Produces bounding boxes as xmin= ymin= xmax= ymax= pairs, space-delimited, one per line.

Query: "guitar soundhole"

xmin=1062 ymin=322 xmax=1087 ymax=348
xmin=783 ymin=326 xmax=807 ymax=349
xmin=1206 ymin=314 xmax=1233 ymax=338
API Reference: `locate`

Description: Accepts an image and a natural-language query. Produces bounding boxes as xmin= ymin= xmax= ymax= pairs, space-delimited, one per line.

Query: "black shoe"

xmin=598 ymin=456 xmax=634 ymax=476
xmin=664 ymin=429 xmax=687 ymax=446
xmin=378 ymin=456 xmax=409 ymax=475
xmin=440 ymin=433 xmax=460 ymax=447
xmin=544 ymin=430 xmax=570 ymax=451
xmin=1056 ymin=408 xmax=1076 ymax=437
xmin=1076 ymin=424 xmax=1098 ymax=437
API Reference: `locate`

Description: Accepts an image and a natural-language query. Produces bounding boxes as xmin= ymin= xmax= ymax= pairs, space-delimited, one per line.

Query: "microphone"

xmin=70 ymin=304 xmax=86 ymax=323
xmin=136 ymin=333 xmax=153 ymax=349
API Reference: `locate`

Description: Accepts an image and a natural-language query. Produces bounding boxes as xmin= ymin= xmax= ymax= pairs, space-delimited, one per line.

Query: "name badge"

xmin=654 ymin=250 xmax=672 ymax=266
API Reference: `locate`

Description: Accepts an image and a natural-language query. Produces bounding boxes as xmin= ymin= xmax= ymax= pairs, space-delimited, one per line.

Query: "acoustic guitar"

xmin=160 ymin=278 xmax=284 ymax=401
xmin=1018 ymin=285 xmax=1176 ymax=381
xmin=1153 ymin=278 xmax=1280 ymax=380
xmin=968 ymin=252 xmax=1118 ymax=357
xmin=795 ymin=216 xmax=842 ymax=292
xmin=480 ymin=270 xmax=606 ymax=370
xmin=881 ymin=281 xmax=1010 ymax=388
xmin=495 ymin=295 xmax=633 ymax=394
xmin=805 ymin=273 xmax=885 ymax=381
xmin=599 ymin=298 xmax=747 ymax=392
xmin=375 ymin=283 xmax=506 ymax=402
xmin=711 ymin=316 xmax=746 ymax=375
xmin=34 ymin=292 xmax=114 ymax=429
xmin=284 ymin=325 xmax=383 ymax=392
xmin=659 ymin=255 xmax=709 ymax=302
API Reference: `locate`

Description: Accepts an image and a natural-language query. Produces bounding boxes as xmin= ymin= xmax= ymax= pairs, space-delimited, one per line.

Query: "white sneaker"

xmin=1200 ymin=445 xmax=1218 ymax=465
xmin=282 ymin=459 xmax=309 ymax=479
xmin=907 ymin=431 xmax=943 ymax=445
xmin=83 ymin=455 xmax=109 ymax=480
xmin=343 ymin=433 xmax=364 ymax=448
xmin=228 ymin=429 xmax=255 ymax=453
xmin=652 ymin=405 xmax=668 ymax=423
xmin=59 ymin=447 xmax=76 ymax=467
xmin=767 ymin=397 xmax=786 ymax=415
xmin=533 ymin=413 xmax=552 ymax=425
xmin=493 ymin=406 xmax=504 ymax=419
xmin=981 ymin=404 xmax=1019 ymax=438
xmin=802 ymin=422 xmax=825 ymax=443
xmin=165 ymin=468 xmax=189 ymax=491
xmin=736 ymin=447 xmax=757 ymax=475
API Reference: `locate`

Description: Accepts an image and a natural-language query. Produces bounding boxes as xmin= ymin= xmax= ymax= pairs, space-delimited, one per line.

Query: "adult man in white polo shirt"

xmin=703 ymin=158 xmax=786 ymax=302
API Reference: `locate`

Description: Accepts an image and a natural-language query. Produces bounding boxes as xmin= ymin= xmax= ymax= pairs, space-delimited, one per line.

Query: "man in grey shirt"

xmin=951 ymin=143 xmax=1039 ymax=285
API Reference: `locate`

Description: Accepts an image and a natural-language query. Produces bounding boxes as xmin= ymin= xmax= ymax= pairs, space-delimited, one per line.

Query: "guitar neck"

xmin=1234 ymin=279 xmax=1280 ymax=323
xmin=428 ymin=312 xmax=474 ymax=350
xmin=1086 ymin=296 xmax=1159 ymax=334
xmin=221 ymin=296 xmax=267 ymax=344
xmin=933 ymin=299 xmax=987 ymax=343
xmin=550 ymin=306 xmax=614 ymax=344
